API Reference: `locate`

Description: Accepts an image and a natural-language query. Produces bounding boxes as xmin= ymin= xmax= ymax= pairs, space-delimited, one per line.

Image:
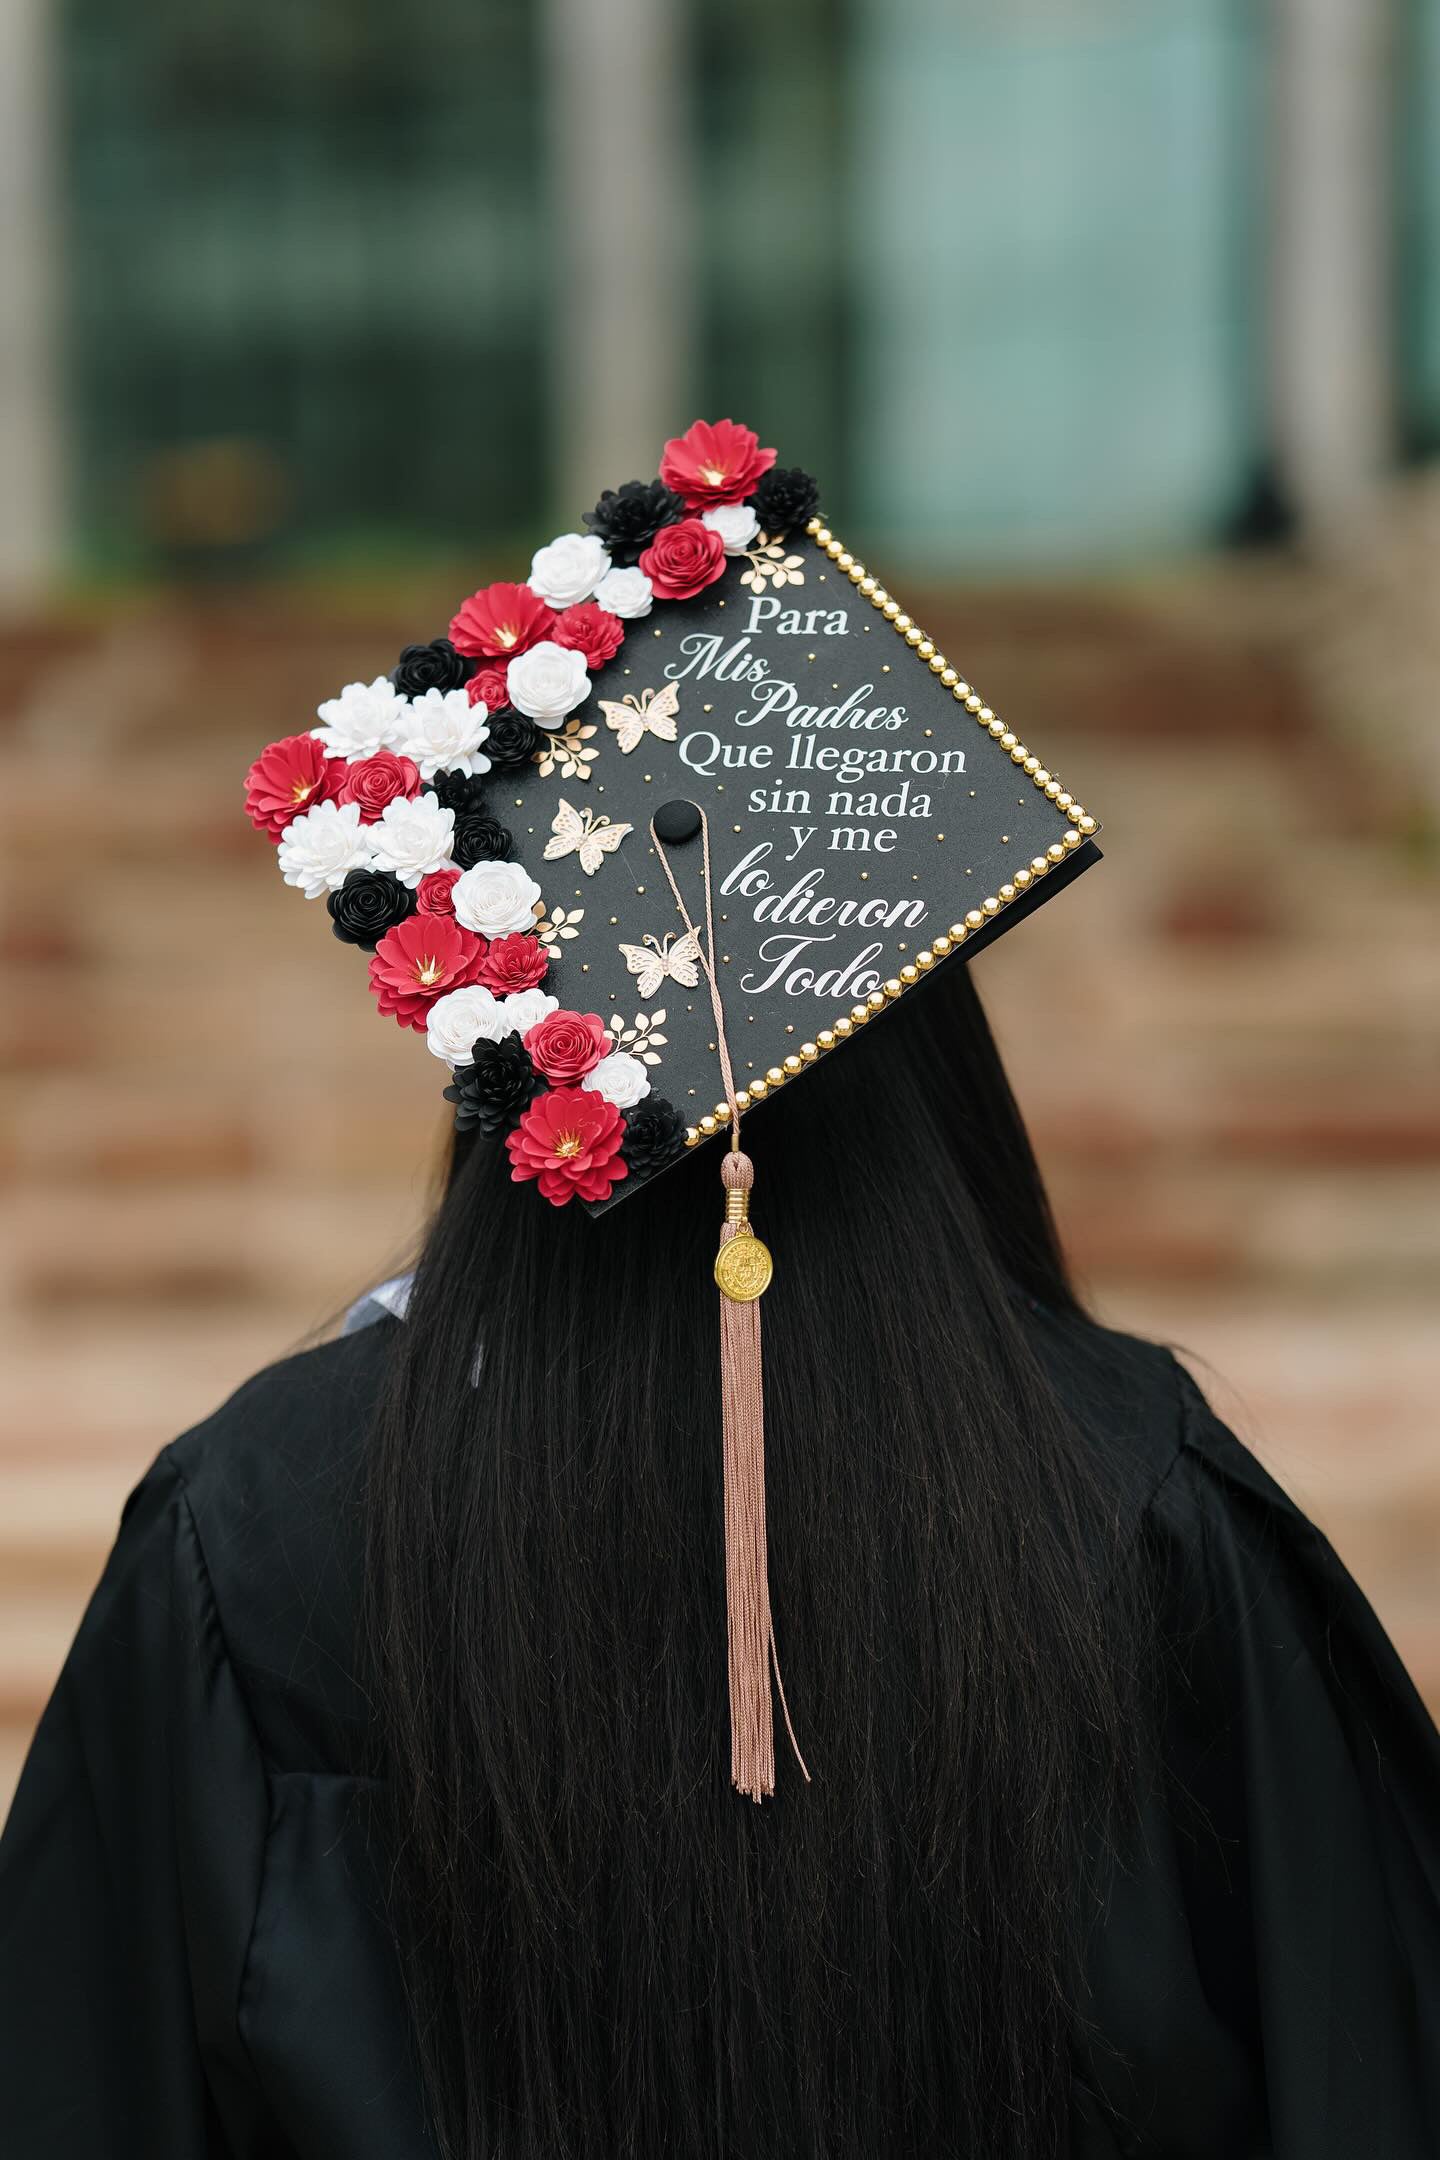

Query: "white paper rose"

xmin=397 ymin=687 xmax=491 ymax=779
xmin=499 ymin=988 xmax=559 ymax=1038
xmin=702 ymin=504 xmax=759 ymax=554
xmin=504 ymin=640 xmax=592 ymax=726
xmin=581 ymin=1051 xmax=652 ymax=1109
xmin=369 ymin=794 xmax=456 ymax=888
xmin=312 ymin=676 xmax=409 ymax=759
xmin=425 ymin=985 xmax=509 ymax=1067
xmin=527 ymin=532 xmax=610 ymax=608
xmin=452 ymin=858 xmax=544 ymax=938
xmin=423 ymin=981 xmax=558 ymax=1062
xmin=275 ymin=799 xmax=376 ymax=897
xmin=593 ymin=566 xmax=654 ymax=620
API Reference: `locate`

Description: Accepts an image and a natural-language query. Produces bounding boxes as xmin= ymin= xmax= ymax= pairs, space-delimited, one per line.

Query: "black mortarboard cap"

xmin=496 ymin=516 xmax=1099 ymax=1211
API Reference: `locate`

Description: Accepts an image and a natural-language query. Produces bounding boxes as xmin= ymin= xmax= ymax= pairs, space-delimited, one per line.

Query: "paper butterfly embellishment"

xmin=543 ymin=798 xmax=633 ymax=876
xmin=618 ymin=928 xmax=703 ymax=999
xmin=599 ymin=681 xmax=680 ymax=754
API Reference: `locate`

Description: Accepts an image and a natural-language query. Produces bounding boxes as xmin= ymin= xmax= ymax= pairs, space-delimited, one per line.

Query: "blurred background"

xmin=2 ymin=0 xmax=1438 ymax=1808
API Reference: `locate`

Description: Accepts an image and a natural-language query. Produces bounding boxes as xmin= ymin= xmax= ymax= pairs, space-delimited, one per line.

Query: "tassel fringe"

xmin=717 ymin=1151 xmax=809 ymax=1801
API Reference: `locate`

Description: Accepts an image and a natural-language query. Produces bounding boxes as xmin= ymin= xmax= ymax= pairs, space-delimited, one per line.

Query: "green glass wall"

xmin=1402 ymin=0 xmax=1440 ymax=456
xmin=849 ymin=0 xmax=1267 ymax=569
xmin=62 ymin=1 xmax=1438 ymax=578
xmin=62 ymin=0 xmax=544 ymax=573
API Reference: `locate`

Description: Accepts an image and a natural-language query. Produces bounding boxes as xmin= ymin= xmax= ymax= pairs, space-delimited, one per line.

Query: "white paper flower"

xmin=369 ymin=794 xmax=456 ymax=888
xmin=702 ymin=504 xmax=760 ymax=554
xmin=425 ymin=985 xmax=509 ymax=1067
xmin=581 ymin=1051 xmax=652 ymax=1109
xmin=499 ymin=988 xmax=559 ymax=1038
xmin=452 ymin=858 xmax=544 ymax=938
xmin=593 ymin=566 xmax=654 ymax=620
xmin=504 ymin=640 xmax=592 ymax=727
xmin=312 ymin=676 xmax=409 ymax=759
xmin=397 ymin=687 xmax=492 ymax=779
xmin=527 ymin=532 xmax=610 ymax=608
xmin=274 ymin=799 xmax=375 ymax=897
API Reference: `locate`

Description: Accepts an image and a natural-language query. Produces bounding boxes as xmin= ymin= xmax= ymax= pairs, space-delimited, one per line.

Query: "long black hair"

xmin=365 ymin=960 xmax=1148 ymax=2159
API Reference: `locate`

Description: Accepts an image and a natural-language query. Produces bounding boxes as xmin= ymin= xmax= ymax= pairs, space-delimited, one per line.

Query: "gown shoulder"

xmin=159 ymin=1316 xmax=401 ymax=1771
xmin=1074 ymin=1354 xmax=1440 ymax=2158
xmin=0 ymin=1314 xmax=430 ymax=2159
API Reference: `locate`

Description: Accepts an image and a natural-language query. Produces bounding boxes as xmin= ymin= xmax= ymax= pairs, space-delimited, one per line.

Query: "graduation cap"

xmin=492 ymin=545 xmax=1098 ymax=1208
xmin=244 ymin=417 xmax=1100 ymax=1797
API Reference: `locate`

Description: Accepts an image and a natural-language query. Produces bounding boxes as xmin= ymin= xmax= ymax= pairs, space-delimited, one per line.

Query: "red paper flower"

xmin=638 ymin=517 xmax=728 ymax=602
xmin=522 ymin=1008 xmax=611 ymax=1085
xmin=505 ymin=1087 xmax=629 ymax=1206
xmin=476 ymin=931 xmax=550 ymax=995
xmin=369 ymin=915 xmax=489 ymax=1030
xmin=415 ymin=868 xmax=461 ymax=916
xmin=336 ymin=749 xmax=422 ymax=822
xmin=658 ymin=418 xmax=776 ymax=509
xmin=243 ymin=733 xmax=341 ymax=840
xmin=467 ymin=662 xmax=511 ymax=711
xmin=449 ymin=582 xmax=556 ymax=660
xmin=551 ymin=602 xmax=625 ymax=672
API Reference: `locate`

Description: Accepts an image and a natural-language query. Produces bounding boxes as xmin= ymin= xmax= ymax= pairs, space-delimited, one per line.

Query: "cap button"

xmin=653 ymin=798 xmax=703 ymax=844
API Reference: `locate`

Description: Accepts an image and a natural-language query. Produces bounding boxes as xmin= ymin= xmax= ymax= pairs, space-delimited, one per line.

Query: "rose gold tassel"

xmin=715 ymin=1150 xmax=809 ymax=1801
xmin=650 ymin=807 xmax=809 ymax=1799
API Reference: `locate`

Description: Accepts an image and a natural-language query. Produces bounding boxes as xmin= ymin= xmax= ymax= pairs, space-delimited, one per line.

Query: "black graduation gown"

xmin=2 ymin=1316 xmax=1437 ymax=2157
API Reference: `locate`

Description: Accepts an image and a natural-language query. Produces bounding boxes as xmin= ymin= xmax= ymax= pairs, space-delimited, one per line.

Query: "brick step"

xmin=0 ymin=1465 xmax=130 ymax=1578
xmin=0 ymin=1312 xmax=345 ymax=1468
xmin=1058 ymin=1158 xmax=1440 ymax=1292
xmin=0 ymin=1585 xmax=99 ymax=1721
xmin=8 ymin=1057 xmax=1435 ymax=1197
xmin=7 ymin=1070 xmax=438 ymax=1184
xmin=0 ymin=1178 xmax=425 ymax=1317
xmin=1 ymin=1156 xmax=1436 ymax=1321
xmin=0 ymin=1730 xmax=26 ymax=1816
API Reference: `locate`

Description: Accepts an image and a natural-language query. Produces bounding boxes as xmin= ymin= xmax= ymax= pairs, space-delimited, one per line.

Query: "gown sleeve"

xmin=0 ymin=1451 xmax=273 ymax=2158
xmin=1081 ymin=1369 xmax=1440 ymax=2158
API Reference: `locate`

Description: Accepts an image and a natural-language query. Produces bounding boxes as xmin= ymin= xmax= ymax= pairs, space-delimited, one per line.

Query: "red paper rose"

xmin=449 ymin=582 xmax=556 ymax=660
xmin=467 ymin=662 xmax=511 ymax=711
xmin=369 ymin=915 xmax=488 ymax=1030
xmin=476 ymin=931 xmax=550 ymax=995
xmin=243 ymin=733 xmax=340 ymax=840
xmin=638 ymin=518 xmax=728 ymax=602
xmin=336 ymin=749 xmax=422 ymax=822
xmin=505 ymin=1087 xmax=628 ymax=1206
xmin=522 ymin=1008 xmax=611 ymax=1085
xmin=415 ymin=868 xmax=461 ymax=916
xmin=658 ymin=417 xmax=776 ymax=509
xmin=551 ymin=602 xmax=625 ymax=672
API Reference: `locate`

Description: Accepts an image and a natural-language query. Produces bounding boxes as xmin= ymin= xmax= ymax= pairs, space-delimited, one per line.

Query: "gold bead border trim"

xmin=683 ymin=519 xmax=1100 ymax=1146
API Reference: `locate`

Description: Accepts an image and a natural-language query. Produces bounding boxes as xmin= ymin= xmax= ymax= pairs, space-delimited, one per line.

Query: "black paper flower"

xmin=425 ymin=767 xmax=491 ymax=815
xmin=620 ymin=1096 xmax=688 ymax=1178
xmin=443 ymin=1036 xmax=539 ymax=1136
xmin=582 ymin=478 xmax=686 ymax=565
xmin=751 ymin=465 xmax=820 ymax=540
xmin=483 ymin=712 xmax=544 ymax=772
xmin=391 ymin=636 xmax=474 ymax=696
xmin=326 ymin=867 xmax=417 ymax=949
xmin=451 ymin=811 xmax=514 ymax=870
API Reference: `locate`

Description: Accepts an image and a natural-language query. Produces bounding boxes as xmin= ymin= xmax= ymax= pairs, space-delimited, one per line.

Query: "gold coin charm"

xmin=714 ymin=1232 xmax=774 ymax=1303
